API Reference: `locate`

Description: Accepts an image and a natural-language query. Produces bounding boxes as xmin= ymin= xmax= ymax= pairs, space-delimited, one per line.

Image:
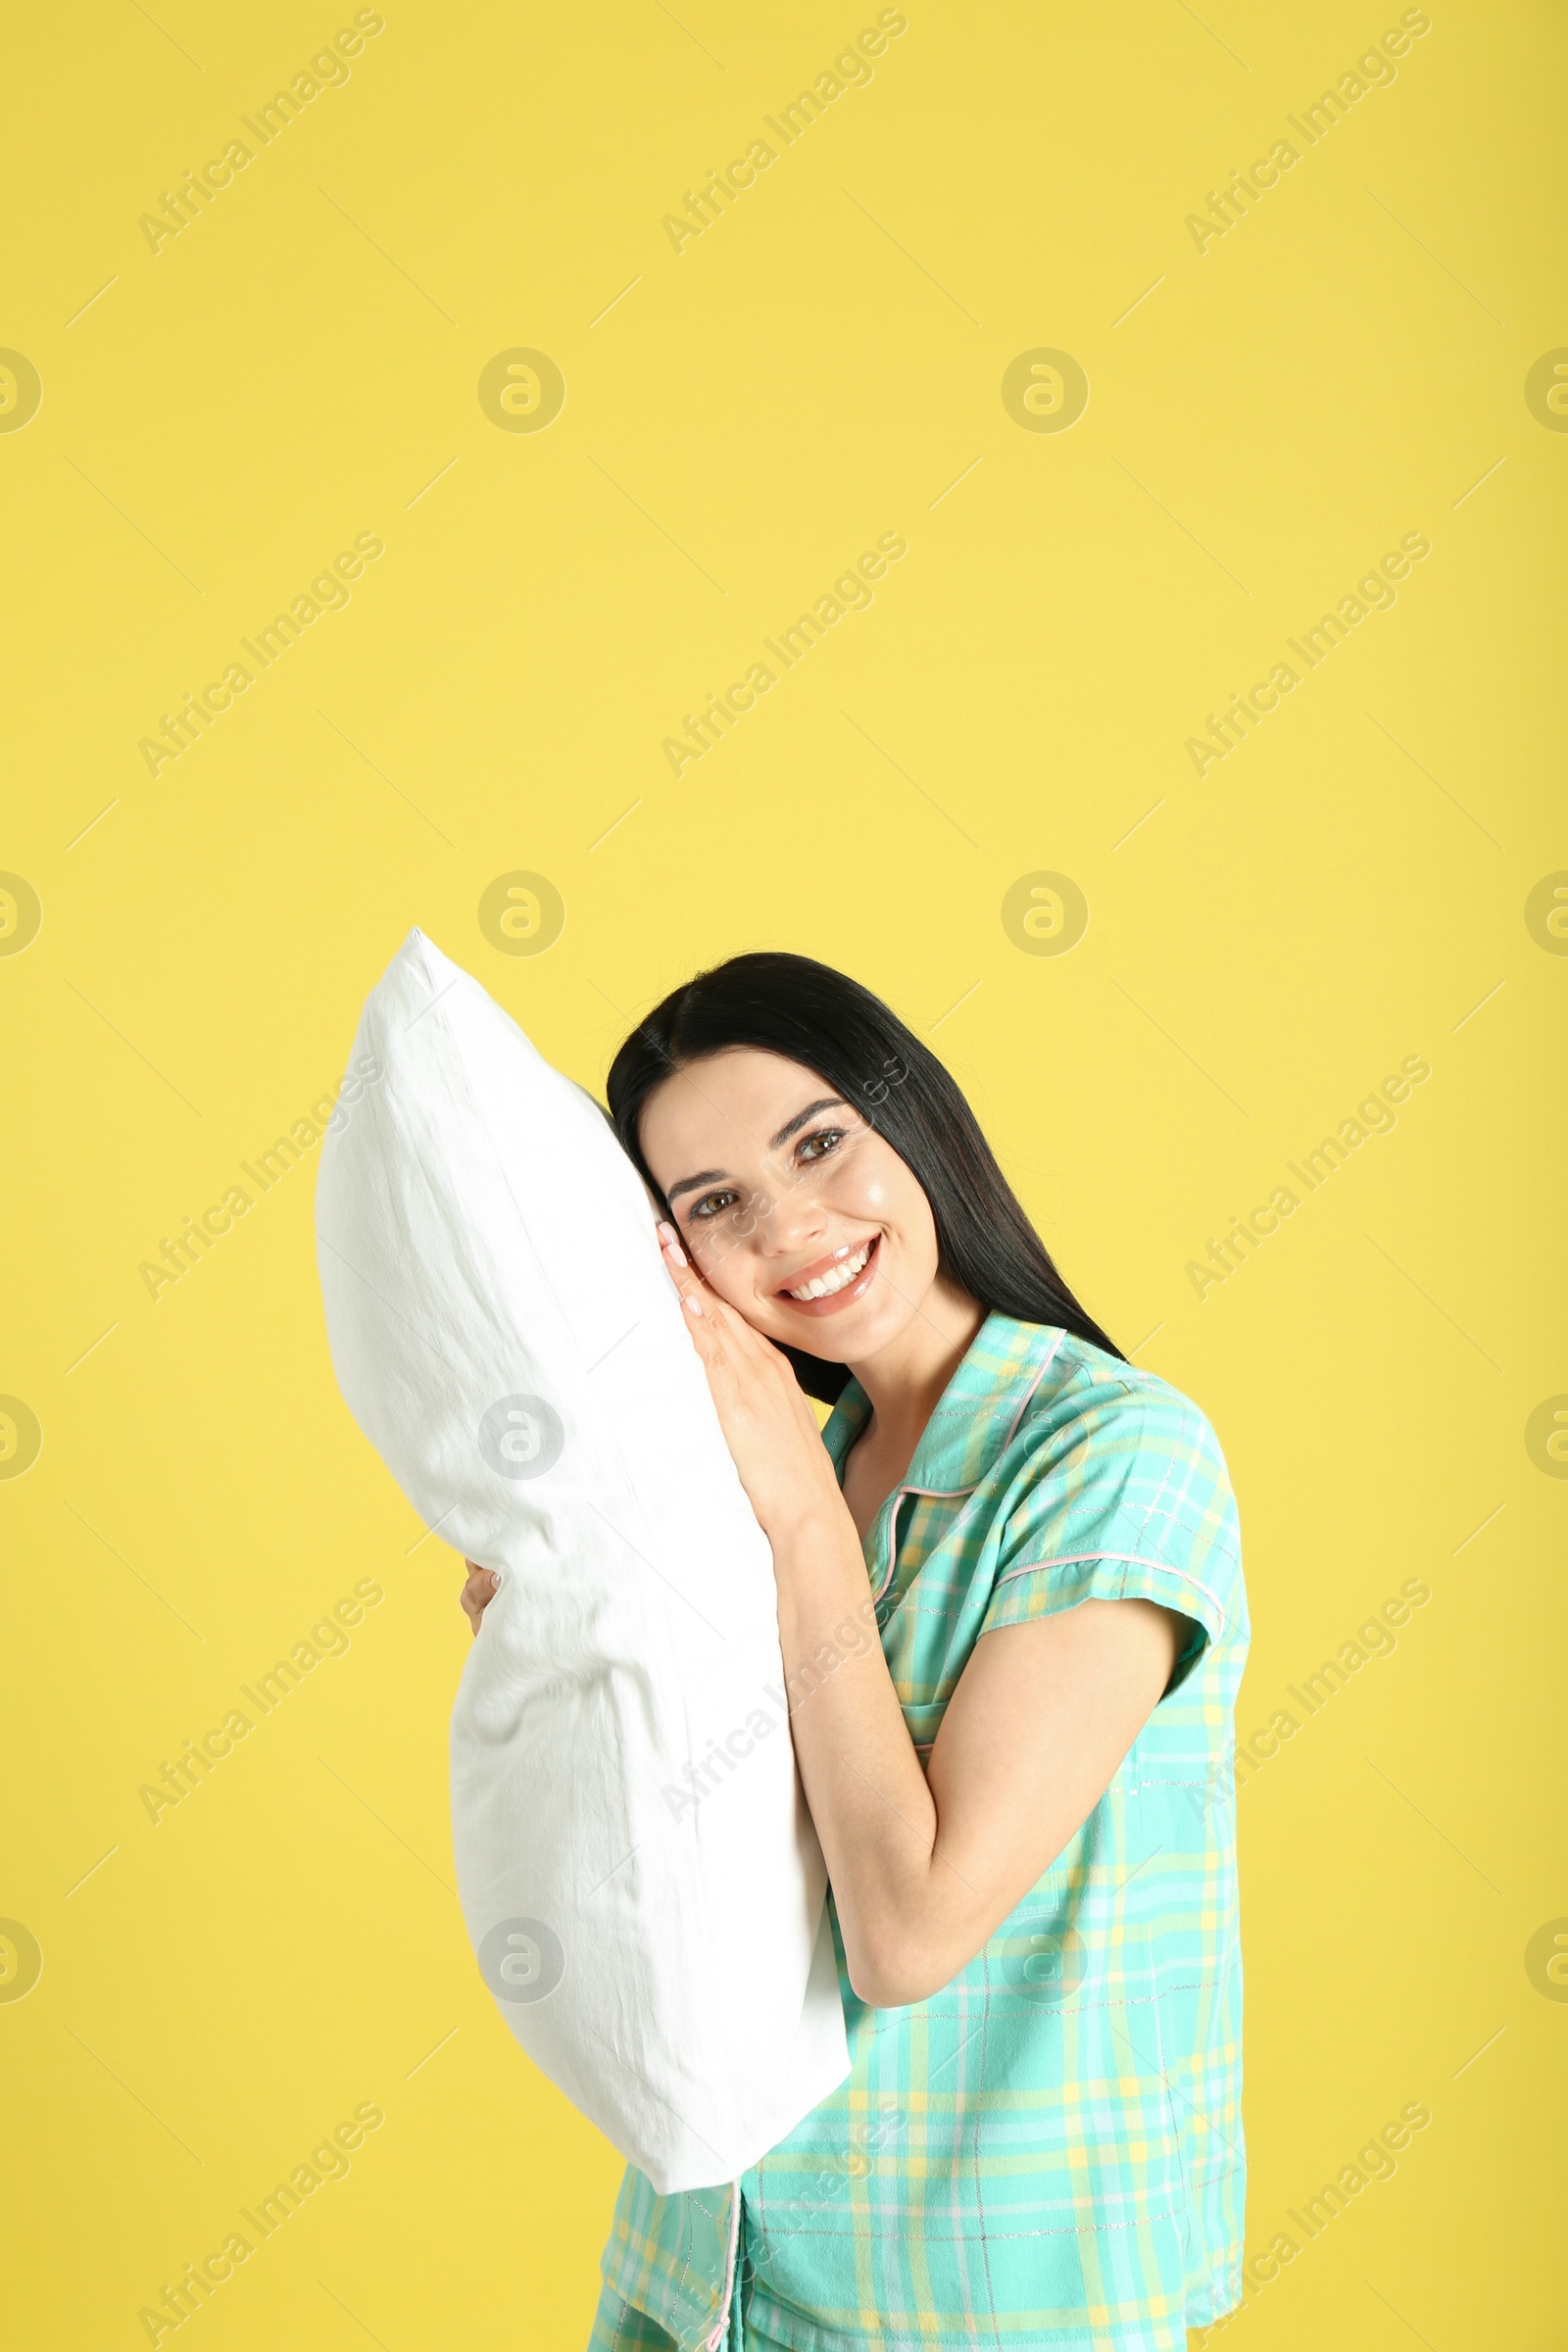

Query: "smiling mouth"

xmin=776 ymin=1234 xmax=880 ymax=1312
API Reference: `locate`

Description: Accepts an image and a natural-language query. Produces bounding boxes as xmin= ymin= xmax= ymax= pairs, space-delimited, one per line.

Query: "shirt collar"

xmin=819 ymin=1309 xmax=1066 ymax=1497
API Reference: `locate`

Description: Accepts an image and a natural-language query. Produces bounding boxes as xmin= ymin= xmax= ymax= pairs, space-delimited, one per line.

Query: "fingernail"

xmin=683 ymin=1291 xmax=704 ymax=1317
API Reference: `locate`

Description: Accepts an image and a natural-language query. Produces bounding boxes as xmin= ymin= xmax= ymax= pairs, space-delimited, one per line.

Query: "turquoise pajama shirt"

xmin=591 ymin=1311 xmax=1249 ymax=2351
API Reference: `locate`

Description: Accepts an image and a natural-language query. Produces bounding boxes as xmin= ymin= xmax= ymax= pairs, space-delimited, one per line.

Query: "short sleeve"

xmin=977 ymin=1371 xmax=1245 ymax=1694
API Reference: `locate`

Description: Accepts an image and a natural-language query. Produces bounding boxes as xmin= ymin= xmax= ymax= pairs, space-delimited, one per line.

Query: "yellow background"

xmin=4 ymin=0 xmax=1564 ymax=2344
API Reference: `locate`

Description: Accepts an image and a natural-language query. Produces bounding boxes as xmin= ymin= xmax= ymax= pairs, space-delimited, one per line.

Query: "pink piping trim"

xmin=706 ymin=2180 xmax=742 ymax=2349
xmin=993 ymin=1550 xmax=1228 ymax=1626
xmin=999 ymin=1332 xmax=1064 ymax=1451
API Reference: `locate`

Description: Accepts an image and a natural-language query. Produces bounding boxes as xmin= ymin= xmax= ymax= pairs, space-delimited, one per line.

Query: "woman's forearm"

xmin=772 ymin=1510 xmax=1185 ymax=2008
xmin=769 ymin=1505 xmax=955 ymax=2007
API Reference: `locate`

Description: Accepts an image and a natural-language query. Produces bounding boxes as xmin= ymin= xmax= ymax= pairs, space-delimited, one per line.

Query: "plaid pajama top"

xmin=592 ymin=1311 xmax=1248 ymax=2351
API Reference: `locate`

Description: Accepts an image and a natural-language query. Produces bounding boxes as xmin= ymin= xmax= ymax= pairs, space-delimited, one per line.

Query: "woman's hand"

xmin=656 ymin=1220 xmax=845 ymax=1538
xmin=460 ymin=1558 xmax=498 ymax=1637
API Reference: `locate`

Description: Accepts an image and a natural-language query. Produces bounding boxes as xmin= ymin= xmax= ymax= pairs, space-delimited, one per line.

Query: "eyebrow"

xmin=663 ymin=1097 xmax=851 ymax=1205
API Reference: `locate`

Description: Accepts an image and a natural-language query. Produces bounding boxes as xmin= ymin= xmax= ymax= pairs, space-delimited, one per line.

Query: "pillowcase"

xmin=315 ymin=929 xmax=849 ymax=2194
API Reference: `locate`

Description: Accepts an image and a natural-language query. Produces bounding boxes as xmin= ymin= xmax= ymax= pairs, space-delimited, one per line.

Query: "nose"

xmin=747 ymin=1178 xmax=830 ymax=1262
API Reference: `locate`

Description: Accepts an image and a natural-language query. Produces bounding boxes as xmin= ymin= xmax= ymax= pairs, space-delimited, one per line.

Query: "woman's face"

xmin=638 ymin=1048 xmax=943 ymax=1365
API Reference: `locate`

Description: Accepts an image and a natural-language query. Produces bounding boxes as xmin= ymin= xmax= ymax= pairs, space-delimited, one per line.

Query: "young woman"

xmin=462 ymin=952 xmax=1248 ymax=2352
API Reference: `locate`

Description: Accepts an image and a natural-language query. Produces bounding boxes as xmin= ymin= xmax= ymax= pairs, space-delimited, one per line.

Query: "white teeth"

xmin=787 ymin=1242 xmax=871 ymax=1301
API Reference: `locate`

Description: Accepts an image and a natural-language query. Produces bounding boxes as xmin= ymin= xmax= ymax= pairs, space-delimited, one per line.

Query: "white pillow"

xmin=315 ymin=930 xmax=849 ymax=2194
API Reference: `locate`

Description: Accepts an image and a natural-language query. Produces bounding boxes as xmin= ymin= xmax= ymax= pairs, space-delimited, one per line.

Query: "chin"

xmin=806 ymin=1298 xmax=908 ymax=1361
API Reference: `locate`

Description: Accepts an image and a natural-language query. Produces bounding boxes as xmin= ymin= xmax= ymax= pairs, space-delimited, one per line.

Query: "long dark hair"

xmin=606 ymin=951 xmax=1122 ymax=1403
